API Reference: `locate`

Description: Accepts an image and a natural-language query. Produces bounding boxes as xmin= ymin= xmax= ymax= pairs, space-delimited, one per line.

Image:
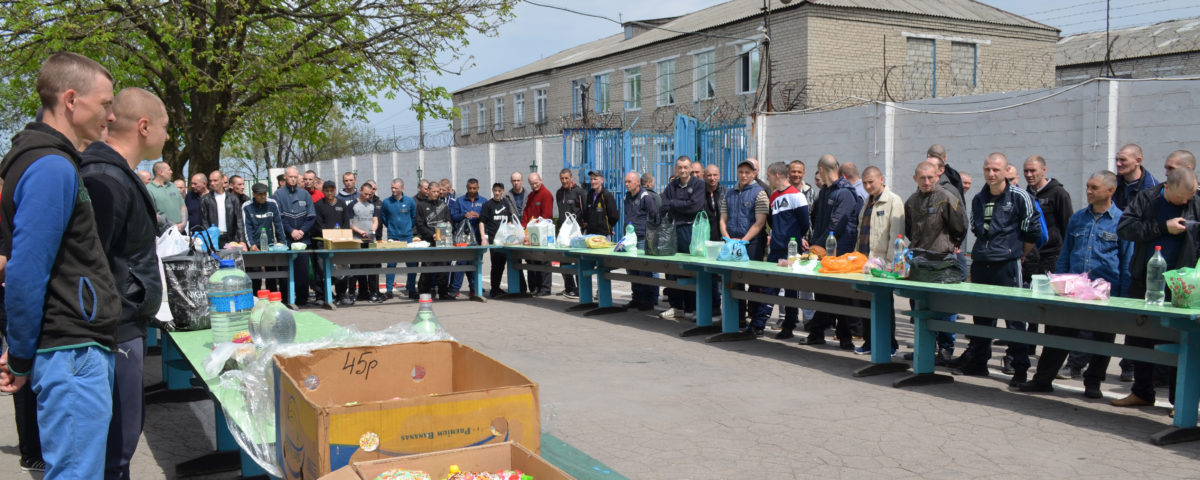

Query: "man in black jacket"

xmin=200 ymin=169 xmax=242 ymax=247
xmin=1112 ymin=168 xmax=1200 ymax=409
xmin=927 ymin=144 xmax=965 ymax=202
xmin=80 ymin=87 xmax=168 ymax=480
xmin=481 ymin=183 xmax=525 ymax=297
xmin=314 ymin=181 xmax=350 ymax=305
xmin=1022 ymin=155 xmax=1073 ymax=281
xmin=659 ymin=156 xmax=705 ymax=319
xmin=555 ymin=169 xmax=585 ymax=297
xmin=582 ymin=171 xmax=619 ymax=236
xmin=415 ymin=181 xmax=452 ymax=299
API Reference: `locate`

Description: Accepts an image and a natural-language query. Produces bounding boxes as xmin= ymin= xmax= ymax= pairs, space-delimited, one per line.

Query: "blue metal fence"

xmin=699 ymin=119 xmax=748 ymax=189
xmin=563 ymin=128 xmax=625 ymax=236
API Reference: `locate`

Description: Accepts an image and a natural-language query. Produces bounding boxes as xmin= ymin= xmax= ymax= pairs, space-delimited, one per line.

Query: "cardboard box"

xmin=275 ymin=341 xmax=540 ymax=480
xmin=319 ymin=442 xmax=573 ymax=480
xmin=323 ymin=229 xmax=355 ymax=241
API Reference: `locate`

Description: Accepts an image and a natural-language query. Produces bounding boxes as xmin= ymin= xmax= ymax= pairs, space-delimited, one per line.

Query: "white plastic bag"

xmin=496 ymin=216 xmax=526 ymax=246
xmin=156 ymin=226 xmax=190 ymax=258
xmin=556 ymin=213 xmax=582 ymax=248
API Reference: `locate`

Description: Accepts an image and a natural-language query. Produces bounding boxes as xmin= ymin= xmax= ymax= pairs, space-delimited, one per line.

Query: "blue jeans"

xmin=449 ymin=261 xmax=477 ymax=294
xmin=385 ymin=262 xmax=419 ymax=294
xmin=33 ymin=345 xmax=115 ymax=478
xmin=757 ymin=287 xmax=799 ymax=331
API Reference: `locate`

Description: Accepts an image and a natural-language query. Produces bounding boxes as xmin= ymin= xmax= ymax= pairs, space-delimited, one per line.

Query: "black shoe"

xmin=368 ymin=294 xmax=383 ymax=303
xmin=385 ymin=292 xmax=395 ymax=300
xmin=339 ymin=297 xmax=356 ymax=306
xmin=951 ymin=365 xmax=989 ymax=376
xmin=1119 ymin=367 xmax=1134 ymax=382
xmin=774 ymin=329 xmax=794 ymax=340
xmin=798 ymin=335 xmax=826 ymax=346
xmin=1001 ymin=356 xmax=1016 ymax=375
xmin=19 ymin=457 xmax=45 ymax=472
xmin=839 ymin=339 xmax=855 ymax=351
xmin=1016 ymin=381 xmax=1053 ymax=393
xmin=902 ymin=352 xmax=914 ymax=360
xmin=1084 ymin=383 xmax=1103 ymax=399
xmin=409 ymin=291 xmax=419 ymax=300
xmin=1008 ymin=371 xmax=1028 ymax=387
xmin=438 ymin=294 xmax=456 ymax=301
xmin=562 ymin=290 xmax=579 ymax=299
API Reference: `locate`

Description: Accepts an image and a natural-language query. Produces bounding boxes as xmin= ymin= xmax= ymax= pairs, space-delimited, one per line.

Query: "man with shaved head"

xmin=1114 ymin=143 xmax=1158 ymax=210
xmin=927 ymin=143 xmax=965 ymax=201
xmin=186 ymin=172 xmax=208 ymax=229
xmin=201 ymin=169 xmax=242 ymax=247
xmin=952 ymin=153 xmax=1042 ymax=386
xmin=273 ymin=166 xmax=316 ymax=307
xmin=147 ymin=161 xmax=186 ymax=232
xmin=1164 ymin=149 xmax=1196 ymax=177
xmin=522 ymin=171 xmax=555 ymax=296
xmin=905 ymin=160 xmax=967 ymax=363
xmin=80 ymin=86 xmax=169 ymax=479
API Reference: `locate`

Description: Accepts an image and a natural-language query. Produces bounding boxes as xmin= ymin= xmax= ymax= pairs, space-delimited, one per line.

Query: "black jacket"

xmin=1028 ymin=178 xmax=1073 ymax=260
xmin=0 ymin=122 xmax=119 ymax=374
xmin=555 ymin=183 xmax=586 ymax=229
xmin=1117 ymin=185 xmax=1200 ymax=298
xmin=660 ymin=176 xmax=704 ymax=225
xmin=415 ymin=193 xmax=449 ymax=241
xmin=811 ymin=178 xmax=862 ymax=255
xmin=583 ymin=187 xmax=620 ymax=236
xmin=200 ymin=190 xmax=243 ymax=243
xmin=80 ymin=142 xmax=164 ymax=343
xmin=704 ymin=185 xmax=726 ymax=241
xmin=939 ymin=164 xmax=965 ymax=203
xmin=314 ymin=197 xmax=350 ymax=239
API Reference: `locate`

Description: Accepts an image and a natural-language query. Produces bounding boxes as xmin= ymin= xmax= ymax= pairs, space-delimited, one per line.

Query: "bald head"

xmin=624 ymin=171 xmax=642 ymax=194
xmin=839 ymin=162 xmax=860 ymax=181
xmin=1166 ymin=150 xmax=1197 ymax=175
xmin=109 ymin=88 xmax=166 ymax=135
xmin=927 ymin=144 xmax=947 ymax=165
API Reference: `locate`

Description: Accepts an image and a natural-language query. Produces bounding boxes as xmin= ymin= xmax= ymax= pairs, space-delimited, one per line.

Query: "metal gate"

xmin=624 ymin=130 xmax=673 ymax=192
xmin=673 ymin=114 xmax=698 ymax=165
xmin=700 ymin=120 xmax=748 ymax=189
xmin=563 ymin=128 xmax=625 ymax=237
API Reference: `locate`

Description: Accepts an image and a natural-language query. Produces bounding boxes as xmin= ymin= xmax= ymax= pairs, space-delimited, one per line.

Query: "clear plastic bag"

xmin=495 ymin=216 xmax=525 ymax=246
xmin=556 ymin=213 xmax=582 ymax=248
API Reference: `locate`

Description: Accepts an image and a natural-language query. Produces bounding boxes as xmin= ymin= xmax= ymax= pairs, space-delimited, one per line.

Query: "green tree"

xmin=0 ymin=0 xmax=513 ymax=175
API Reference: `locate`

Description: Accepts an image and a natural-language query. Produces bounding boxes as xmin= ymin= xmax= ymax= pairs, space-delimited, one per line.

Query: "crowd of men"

xmin=0 ymin=53 xmax=1194 ymax=478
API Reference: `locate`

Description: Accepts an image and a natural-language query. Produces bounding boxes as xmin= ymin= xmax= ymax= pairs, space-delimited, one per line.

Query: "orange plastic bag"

xmin=819 ymin=252 xmax=868 ymax=274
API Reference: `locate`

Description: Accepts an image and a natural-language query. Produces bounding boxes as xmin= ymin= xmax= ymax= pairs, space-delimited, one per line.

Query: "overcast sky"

xmin=365 ymin=0 xmax=1200 ymax=138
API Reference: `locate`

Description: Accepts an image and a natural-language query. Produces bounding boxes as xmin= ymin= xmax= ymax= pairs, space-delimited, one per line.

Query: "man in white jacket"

xmin=854 ymin=166 xmax=905 ymax=355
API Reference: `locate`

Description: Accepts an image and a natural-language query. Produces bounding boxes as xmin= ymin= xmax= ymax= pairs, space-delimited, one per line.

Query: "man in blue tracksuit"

xmin=381 ymin=178 xmax=417 ymax=299
xmin=753 ymin=162 xmax=810 ymax=339
xmin=449 ymin=179 xmax=484 ymax=297
xmin=0 ymin=52 xmax=122 ymax=479
xmin=273 ymin=167 xmax=316 ymax=307
xmin=800 ymin=154 xmax=863 ymax=349
xmin=953 ymin=153 xmax=1042 ymax=386
xmin=659 ymin=156 xmax=705 ymax=320
xmin=623 ymin=171 xmax=660 ymax=310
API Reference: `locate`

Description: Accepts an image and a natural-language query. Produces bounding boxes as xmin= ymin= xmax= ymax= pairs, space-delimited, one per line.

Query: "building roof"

xmin=455 ymin=0 xmax=1056 ymax=94
xmin=1057 ymin=16 xmax=1200 ymax=66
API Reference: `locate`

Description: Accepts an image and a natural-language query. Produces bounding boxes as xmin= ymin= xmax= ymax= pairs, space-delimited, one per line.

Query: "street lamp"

xmin=529 ymin=159 xmax=538 ymax=173
xmin=416 ymin=167 xmax=423 ymax=180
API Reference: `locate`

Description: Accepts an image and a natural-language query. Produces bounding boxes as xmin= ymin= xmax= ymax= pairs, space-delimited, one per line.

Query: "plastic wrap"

xmin=212 ymin=322 xmax=455 ymax=477
xmin=1048 ymin=273 xmax=1111 ymax=301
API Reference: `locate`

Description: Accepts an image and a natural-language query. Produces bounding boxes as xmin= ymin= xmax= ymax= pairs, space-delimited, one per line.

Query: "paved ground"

xmin=2 ymin=278 xmax=1200 ymax=478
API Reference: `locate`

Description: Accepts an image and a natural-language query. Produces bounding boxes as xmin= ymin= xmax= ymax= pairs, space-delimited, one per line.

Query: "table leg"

xmin=1152 ymin=325 xmax=1200 ymax=445
xmin=682 ymin=268 xmax=722 ymax=337
xmin=506 ymin=254 xmax=520 ymax=295
xmin=704 ymin=271 xmax=744 ymax=342
xmin=323 ymin=253 xmax=335 ymax=306
xmin=893 ymin=293 xmax=954 ymax=388
xmin=596 ymin=266 xmax=612 ymax=308
xmin=472 ymin=250 xmax=485 ymax=300
xmin=855 ymin=287 xmax=909 ymax=377
xmin=286 ymin=254 xmax=296 ymax=306
xmin=568 ymin=258 xmax=599 ymax=312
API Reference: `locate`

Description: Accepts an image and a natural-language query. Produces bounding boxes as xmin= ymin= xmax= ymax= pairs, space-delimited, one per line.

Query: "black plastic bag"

xmin=159 ymin=228 xmax=220 ymax=331
xmin=645 ymin=212 xmax=677 ymax=256
xmin=908 ymin=248 xmax=967 ymax=284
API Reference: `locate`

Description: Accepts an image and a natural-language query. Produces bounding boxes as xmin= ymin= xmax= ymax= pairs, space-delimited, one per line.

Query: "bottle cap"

xmin=257 ymin=290 xmax=270 ymax=298
xmin=419 ymin=293 xmax=433 ymax=303
xmin=1156 ymin=245 xmax=1162 ymax=250
xmin=219 ymin=259 xmax=236 ymax=268
xmin=269 ymin=291 xmax=283 ymax=302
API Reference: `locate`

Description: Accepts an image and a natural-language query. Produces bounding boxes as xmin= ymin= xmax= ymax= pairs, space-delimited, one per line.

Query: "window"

xmin=737 ymin=44 xmax=760 ymax=94
xmin=693 ymin=50 xmax=715 ymax=100
xmin=571 ymin=79 xmax=584 ymax=119
xmin=494 ymin=97 xmax=505 ymax=130
xmin=460 ymin=106 xmax=469 ymax=135
xmin=657 ymin=59 xmax=675 ymax=106
xmin=624 ymin=67 xmax=642 ymax=110
xmin=534 ymin=88 xmax=547 ymax=124
xmin=905 ymin=37 xmax=936 ymax=99
xmin=594 ymin=73 xmax=610 ymax=114
xmin=513 ymin=92 xmax=525 ymax=127
xmin=950 ymin=41 xmax=977 ymax=89
xmin=476 ymin=102 xmax=487 ymax=133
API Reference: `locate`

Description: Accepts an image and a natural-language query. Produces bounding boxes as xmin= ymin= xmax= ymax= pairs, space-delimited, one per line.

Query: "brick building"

xmin=452 ymin=0 xmax=1059 ymax=146
xmin=1056 ymin=17 xmax=1200 ymax=86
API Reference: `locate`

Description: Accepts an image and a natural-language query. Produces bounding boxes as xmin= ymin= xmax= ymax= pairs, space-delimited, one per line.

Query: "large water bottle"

xmin=248 ymin=290 xmax=271 ymax=344
xmin=412 ymin=294 xmax=445 ymax=335
xmin=1146 ymin=245 xmax=1167 ymax=306
xmin=260 ymin=292 xmax=296 ymax=345
xmin=892 ymin=235 xmax=908 ymax=273
xmin=208 ymin=259 xmax=253 ymax=345
xmin=787 ymin=237 xmax=799 ymax=266
xmin=825 ymin=231 xmax=838 ymax=257
xmin=258 ymin=227 xmax=269 ymax=251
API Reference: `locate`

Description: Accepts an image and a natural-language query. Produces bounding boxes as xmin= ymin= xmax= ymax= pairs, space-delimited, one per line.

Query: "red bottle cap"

xmin=257 ymin=290 xmax=270 ymax=298
xmin=269 ymin=292 xmax=283 ymax=302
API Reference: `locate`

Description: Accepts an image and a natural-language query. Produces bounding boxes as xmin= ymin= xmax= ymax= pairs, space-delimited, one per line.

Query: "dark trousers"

xmin=418 ymin=262 xmax=450 ymax=296
xmin=1128 ymin=335 xmax=1177 ymax=403
xmin=964 ymin=259 xmax=1029 ymax=372
xmin=1032 ymin=326 xmax=1114 ymax=386
xmin=526 ymin=261 xmax=552 ymax=295
xmin=9 ymin=348 xmax=40 ymax=463
xmin=807 ymin=294 xmax=862 ymax=342
xmin=562 ymin=273 xmax=577 ymax=294
xmin=309 ymin=239 xmax=326 ymax=299
xmin=350 ymin=242 xmax=379 ymax=299
xmin=730 ymin=235 xmax=767 ymax=323
xmin=106 ymin=337 xmax=144 ymax=480
xmin=283 ymin=251 xmax=311 ymax=306
xmin=489 ymin=250 xmax=526 ymax=295
xmin=755 ymin=287 xmax=799 ymax=331
xmin=666 ymin=224 xmax=696 ymax=312
xmin=629 ymin=240 xmax=659 ymax=306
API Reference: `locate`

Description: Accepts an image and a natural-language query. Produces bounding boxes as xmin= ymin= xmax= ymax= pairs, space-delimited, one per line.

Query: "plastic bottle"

xmin=892 ymin=235 xmax=908 ymax=274
xmin=825 ymin=231 xmax=838 ymax=258
xmin=259 ymin=227 xmax=269 ymax=251
xmin=412 ymin=293 xmax=445 ymax=335
xmin=787 ymin=237 xmax=799 ymax=266
xmin=208 ymin=259 xmax=253 ymax=345
xmin=261 ymin=292 xmax=296 ymax=345
xmin=1146 ymin=246 xmax=1167 ymax=306
xmin=625 ymin=222 xmax=638 ymax=255
xmin=248 ymin=290 xmax=271 ymax=345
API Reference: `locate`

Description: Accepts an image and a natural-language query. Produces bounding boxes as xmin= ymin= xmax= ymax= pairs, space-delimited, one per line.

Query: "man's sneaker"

xmin=1057 ymin=366 xmax=1081 ymax=380
xmin=562 ymin=290 xmax=579 ymax=299
xmin=659 ymin=308 xmax=678 ymax=320
xmin=1001 ymin=356 xmax=1016 ymax=375
xmin=854 ymin=346 xmax=871 ymax=355
xmin=680 ymin=311 xmax=696 ymax=321
xmin=19 ymin=458 xmax=45 ymax=472
xmin=1008 ymin=371 xmax=1029 ymax=387
xmin=1016 ymin=381 xmax=1054 ymax=393
xmin=1119 ymin=366 xmax=1135 ymax=382
xmin=774 ymin=329 xmax=795 ymax=340
xmin=1083 ymin=383 xmax=1103 ymax=399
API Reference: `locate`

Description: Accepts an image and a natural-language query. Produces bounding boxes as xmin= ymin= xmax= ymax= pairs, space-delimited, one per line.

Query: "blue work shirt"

xmin=380 ymin=193 xmax=416 ymax=241
xmin=450 ymin=193 xmax=485 ymax=242
xmin=1055 ymin=203 xmax=1133 ymax=297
